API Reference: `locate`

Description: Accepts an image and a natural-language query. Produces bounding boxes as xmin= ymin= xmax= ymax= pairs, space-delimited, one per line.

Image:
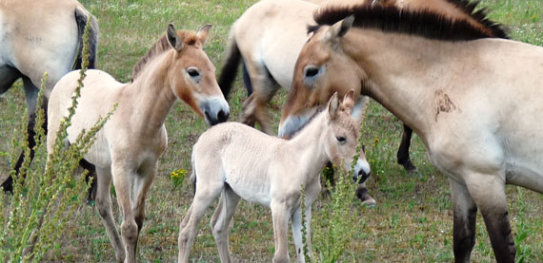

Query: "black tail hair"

xmin=73 ymin=8 xmax=99 ymax=69
xmin=218 ymin=36 xmax=242 ymax=99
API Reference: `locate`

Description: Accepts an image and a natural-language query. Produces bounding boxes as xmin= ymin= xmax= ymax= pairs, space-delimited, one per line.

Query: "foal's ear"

xmin=325 ymin=15 xmax=354 ymax=43
xmin=351 ymin=96 xmax=369 ymax=126
xmin=342 ymin=90 xmax=355 ymax=113
xmin=167 ymin=24 xmax=184 ymax=52
xmin=197 ymin=25 xmax=212 ymax=45
xmin=328 ymin=92 xmax=340 ymax=120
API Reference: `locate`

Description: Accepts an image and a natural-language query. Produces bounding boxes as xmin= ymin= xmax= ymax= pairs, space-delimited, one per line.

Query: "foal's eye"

xmin=336 ymin=136 xmax=347 ymax=144
xmin=187 ymin=68 xmax=200 ymax=78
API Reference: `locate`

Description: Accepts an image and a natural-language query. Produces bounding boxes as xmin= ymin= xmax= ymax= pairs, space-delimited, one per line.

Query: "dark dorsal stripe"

xmin=314 ymin=3 xmax=507 ymax=41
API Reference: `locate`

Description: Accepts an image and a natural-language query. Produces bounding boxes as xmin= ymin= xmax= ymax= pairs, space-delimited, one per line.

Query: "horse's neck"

xmin=286 ymin=113 xmax=329 ymax=175
xmin=123 ymin=52 xmax=176 ymax=135
xmin=345 ymin=29 xmax=473 ymax=141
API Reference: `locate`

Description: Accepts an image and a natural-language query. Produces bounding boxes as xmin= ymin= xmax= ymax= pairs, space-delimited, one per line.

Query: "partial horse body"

xmin=220 ymin=0 xmax=506 ymax=174
xmin=0 ymin=0 xmax=98 ymax=191
xmin=47 ymin=24 xmax=229 ymax=263
xmin=178 ymin=91 xmax=370 ymax=263
xmin=286 ymin=3 xmax=542 ymax=262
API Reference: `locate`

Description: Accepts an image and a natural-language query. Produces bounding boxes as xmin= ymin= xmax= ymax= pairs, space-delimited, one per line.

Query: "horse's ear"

xmin=325 ymin=15 xmax=354 ymax=43
xmin=351 ymin=96 xmax=369 ymax=126
xmin=328 ymin=92 xmax=340 ymax=120
xmin=342 ymin=90 xmax=355 ymax=112
xmin=197 ymin=25 xmax=212 ymax=45
xmin=167 ymin=24 xmax=184 ymax=52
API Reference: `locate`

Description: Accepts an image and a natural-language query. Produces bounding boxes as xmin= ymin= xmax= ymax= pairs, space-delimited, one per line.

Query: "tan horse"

xmin=47 ymin=24 xmax=229 ymax=263
xmin=285 ymin=4 xmax=543 ymax=262
xmin=220 ymin=0 xmax=506 ymax=173
xmin=178 ymin=91 xmax=370 ymax=263
xmin=0 ymin=0 xmax=98 ymax=191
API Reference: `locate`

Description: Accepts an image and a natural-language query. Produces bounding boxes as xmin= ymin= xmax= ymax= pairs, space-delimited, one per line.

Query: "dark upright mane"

xmin=314 ymin=1 xmax=507 ymax=41
xmin=131 ymin=35 xmax=172 ymax=81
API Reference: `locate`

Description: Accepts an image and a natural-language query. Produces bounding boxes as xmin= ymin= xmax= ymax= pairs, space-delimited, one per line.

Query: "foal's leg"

xmin=178 ymin=181 xmax=224 ymax=263
xmin=95 ymin=166 xmax=125 ymax=263
xmin=396 ymin=124 xmax=417 ymax=172
xmin=463 ymin=172 xmax=516 ymax=262
xmin=112 ymin=161 xmax=156 ymax=263
xmin=291 ymin=204 xmax=314 ymax=263
xmin=449 ymin=179 xmax=477 ymax=263
xmin=210 ymin=186 xmax=240 ymax=263
xmin=271 ymin=201 xmax=291 ymax=263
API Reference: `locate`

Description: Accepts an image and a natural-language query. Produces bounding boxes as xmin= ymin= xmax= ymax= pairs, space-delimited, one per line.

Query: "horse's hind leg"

xmin=178 ymin=180 xmax=224 ymax=263
xmin=241 ymin=61 xmax=278 ymax=134
xmin=95 ymin=166 xmax=125 ymax=263
xmin=2 ymin=77 xmax=45 ymax=192
xmin=210 ymin=185 xmax=240 ymax=263
xmin=397 ymin=124 xmax=417 ymax=172
xmin=461 ymin=172 xmax=516 ymax=262
xmin=450 ymin=179 xmax=477 ymax=263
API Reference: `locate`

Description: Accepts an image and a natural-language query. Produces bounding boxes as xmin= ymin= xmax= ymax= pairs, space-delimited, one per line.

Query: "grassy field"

xmin=1 ymin=0 xmax=543 ymax=261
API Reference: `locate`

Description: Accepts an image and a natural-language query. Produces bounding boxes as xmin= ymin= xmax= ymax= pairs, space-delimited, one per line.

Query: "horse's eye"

xmin=187 ymin=67 xmax=200 ymax=78
xmin=336 ymin=136 xmax=346 ymax=144
xmin=304 ymin=66 xmax=319 ymax=78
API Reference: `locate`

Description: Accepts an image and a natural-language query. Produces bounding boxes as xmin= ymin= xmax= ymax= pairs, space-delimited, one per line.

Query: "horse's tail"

xmin=73 ymin=7 xmax=99 ymax=70
xmin=218 ymin=30 xmax=243 ymax=99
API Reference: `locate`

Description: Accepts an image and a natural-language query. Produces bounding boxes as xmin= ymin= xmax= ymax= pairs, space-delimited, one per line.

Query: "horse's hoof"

xmin=406 ymin=168 xmax=421 ymax=177
xmin=361 ymin=198 xmax=377 ymax=208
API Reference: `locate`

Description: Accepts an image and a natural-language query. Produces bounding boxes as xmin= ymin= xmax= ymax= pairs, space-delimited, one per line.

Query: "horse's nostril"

xmin=357 ymin=169 xmax=370 ymax=183
xmin=218 ymin=110 xmax=229 ymax=123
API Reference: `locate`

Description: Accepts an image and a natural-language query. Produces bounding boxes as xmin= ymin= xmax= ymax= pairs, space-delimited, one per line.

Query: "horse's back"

xmin=234 ymin=0 xmax=316 ymax=89
xmin=47 ymin=69 xmax=122 ymax=160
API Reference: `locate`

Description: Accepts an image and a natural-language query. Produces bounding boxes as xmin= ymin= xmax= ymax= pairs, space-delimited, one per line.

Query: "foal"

xmin=47 ymin=24 xmax=229 ymax=262
xmin=178 ymin=91 xmax=370 ymax=263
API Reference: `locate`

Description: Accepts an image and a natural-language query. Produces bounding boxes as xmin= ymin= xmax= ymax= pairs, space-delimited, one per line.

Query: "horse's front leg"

xmin=291 ymin=204 xmax=314 ymax=263
xmin=112 ymin=161 xmax=155 ymax=263
xmin=449 ymin=179 xmax=477 ymax=263
xmin=271 ymin=201 xmax=291 ymax=263
xmin=463 ymin=172 xmax=516 ymax=263
xmin=396 ymin=124 xmax=417 ymax=172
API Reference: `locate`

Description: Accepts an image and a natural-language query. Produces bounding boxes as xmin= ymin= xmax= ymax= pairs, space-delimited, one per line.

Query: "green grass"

xmin=1 ymin=0 xmax=543 ymax=261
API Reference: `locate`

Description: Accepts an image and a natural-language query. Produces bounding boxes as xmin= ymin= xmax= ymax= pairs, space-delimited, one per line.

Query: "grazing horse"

xmin=220 ymin=0 xmax=506 ymax=173
xmin=0 ymin=0 xmax=98 ymax=192
xmin=47 ymin=24 xmax=229 ymax=263
xmin=285 ymin=3 xmax=543 ymax=262
xmin=178 ymin=91 xmax=370 ymax=263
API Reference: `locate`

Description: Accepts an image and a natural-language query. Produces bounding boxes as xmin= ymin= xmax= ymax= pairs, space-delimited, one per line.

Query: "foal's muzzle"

xmin=201 ymin=96 xmax=230 ymax=125
xmin=353 ymin=159 xmax=371 ymax=183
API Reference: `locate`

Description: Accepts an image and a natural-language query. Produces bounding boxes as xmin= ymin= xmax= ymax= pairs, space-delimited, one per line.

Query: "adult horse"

xmin=47 ymin=24 xmax=229 ymax=262
xmin=220 ymin=0 xmax=506 ymax=173
xmin=0 ymin=0 xmax=98 ymax=192
xmin=283 ymin=4 xmax=542 ymax=262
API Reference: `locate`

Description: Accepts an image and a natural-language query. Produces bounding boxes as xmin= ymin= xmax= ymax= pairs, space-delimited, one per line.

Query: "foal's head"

xmin=324 ymin=91 xmax=370 ymax=182
xmin=134 ymin=24 xmax=230 ymax=125
xmin=279 ymin=16 xmax=363 ymax=138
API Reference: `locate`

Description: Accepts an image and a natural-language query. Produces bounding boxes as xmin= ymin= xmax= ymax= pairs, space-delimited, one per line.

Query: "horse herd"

xmin=1 ymin=0 xmax=542 ymax=262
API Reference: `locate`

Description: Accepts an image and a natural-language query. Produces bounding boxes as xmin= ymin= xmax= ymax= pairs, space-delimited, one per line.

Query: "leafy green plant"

xmin=0 ymin=23 xmax=115 ymax=262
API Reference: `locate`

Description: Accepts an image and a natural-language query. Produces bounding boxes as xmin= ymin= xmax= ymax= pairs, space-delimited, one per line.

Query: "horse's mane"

xmin=131 ymin=31 xmax=200 ymax=81
xmin=312 ymin=0 xmax=507 ymax=41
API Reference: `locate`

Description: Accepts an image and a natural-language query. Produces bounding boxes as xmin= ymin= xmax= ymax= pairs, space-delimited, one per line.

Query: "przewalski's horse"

xmin=219 ymin=0 xmax=507 ymax=174
xmin=0 ymin=0 xmax=98 ymax=192
xmin=178 ymin=91 xmax=370 ymax=263
xmin=285 ymin=3 xmax=542 ymax=262
xmin=47 ymin=24 xmax=229 ymax=263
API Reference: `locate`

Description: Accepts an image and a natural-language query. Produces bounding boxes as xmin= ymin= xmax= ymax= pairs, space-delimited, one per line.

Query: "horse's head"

xmin=166 ymin=24 xmax=229 ymax=125
xmin=324 ymin=90 xmax=370 ymax=183
xmin=279 ymin=16 xmax=364 ymax=138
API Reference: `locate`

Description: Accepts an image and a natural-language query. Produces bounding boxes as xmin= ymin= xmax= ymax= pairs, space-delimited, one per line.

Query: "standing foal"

xmin=47 ymin=24 xmax=229 ymax=262
xmin=178 ymin=91 xmax=370 ymax=263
